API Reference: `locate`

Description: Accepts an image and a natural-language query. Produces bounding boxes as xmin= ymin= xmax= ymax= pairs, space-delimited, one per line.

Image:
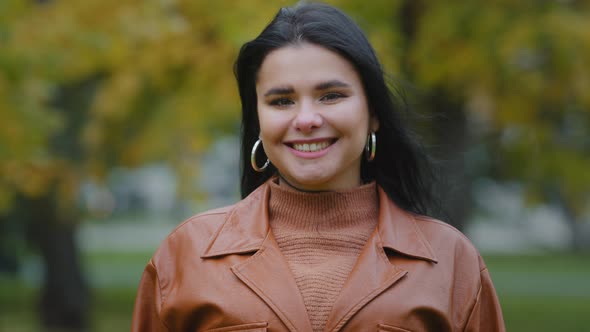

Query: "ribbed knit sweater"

xmin=268 ymin=180 xmax=378 ymax=332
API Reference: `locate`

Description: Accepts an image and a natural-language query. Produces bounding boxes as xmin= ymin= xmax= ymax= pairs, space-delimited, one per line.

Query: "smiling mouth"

xmin=289 ymin=139 xmax=336 ymax=152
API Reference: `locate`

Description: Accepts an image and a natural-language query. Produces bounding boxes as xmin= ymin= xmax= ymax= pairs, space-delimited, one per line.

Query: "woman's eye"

xmin=320 ymin=92 xmax=345 ymax=102
xmin=269 ymin=97 xmax=294 ymax=107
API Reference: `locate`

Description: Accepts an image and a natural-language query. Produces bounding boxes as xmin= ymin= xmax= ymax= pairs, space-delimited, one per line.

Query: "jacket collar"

xmin=201 ymin=179 xmax=437 ymax=264
xmin=201 ymin=182 xmax=271 ymax=258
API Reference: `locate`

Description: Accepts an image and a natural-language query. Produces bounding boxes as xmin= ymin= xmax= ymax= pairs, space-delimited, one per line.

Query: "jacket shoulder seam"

xmin=167 ymin=206 xmax=235 ymax=238
xmin=461 ymin=277 xmax=482 ymax=332
xmin=150 ymin=259 xmax=172 ymax=332
xmin=414 ymin=216 xmax=479 ymax=248
xmin=461 ymin=266 xmax=492 ymax=331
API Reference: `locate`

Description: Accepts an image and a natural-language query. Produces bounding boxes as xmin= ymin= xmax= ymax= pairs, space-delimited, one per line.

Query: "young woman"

xmin=132 ymin=3 xmax=505 ymax=331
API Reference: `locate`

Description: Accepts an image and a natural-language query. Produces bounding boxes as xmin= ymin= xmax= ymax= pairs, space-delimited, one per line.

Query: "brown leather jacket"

xmin=132 ymin=181 xmax=505 ymax=331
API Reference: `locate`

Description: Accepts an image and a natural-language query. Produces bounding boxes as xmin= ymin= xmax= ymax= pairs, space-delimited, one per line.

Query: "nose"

xmin=293 ymin=102 xmax=323 ymax=133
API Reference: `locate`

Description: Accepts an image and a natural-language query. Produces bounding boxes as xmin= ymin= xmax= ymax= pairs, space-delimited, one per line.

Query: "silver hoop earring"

xmin=251 ymin=139 xmax=270 ymax=172
xmin=365 ymin=131 xmax=376 ymax=162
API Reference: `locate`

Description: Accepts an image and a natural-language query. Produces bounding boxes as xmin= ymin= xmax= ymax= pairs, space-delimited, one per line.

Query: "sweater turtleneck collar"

xmin=268 ymin=178 xmax=379 ymax=232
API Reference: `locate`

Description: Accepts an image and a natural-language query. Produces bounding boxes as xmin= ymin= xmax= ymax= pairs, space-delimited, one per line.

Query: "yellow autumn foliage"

xmin=1 ymin=0 xmax=588 ymax=216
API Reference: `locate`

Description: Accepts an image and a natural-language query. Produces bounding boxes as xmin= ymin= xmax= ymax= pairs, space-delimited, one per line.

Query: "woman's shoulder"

xmin=172 ymin=204 xmax=236 ymax=237
xmin=149 ymin=203 xmax=238 ymax=262
xmin=412 ymin=214 xmax=486 ymax=269
xmin=151 ymin=184 xmax=269 ymax=262
xmin=413 ymin=215 xmax=474 ymax=245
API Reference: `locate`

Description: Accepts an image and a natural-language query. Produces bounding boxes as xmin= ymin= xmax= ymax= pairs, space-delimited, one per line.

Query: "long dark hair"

xmin=234 ymin=2 xmax=440 ymax=216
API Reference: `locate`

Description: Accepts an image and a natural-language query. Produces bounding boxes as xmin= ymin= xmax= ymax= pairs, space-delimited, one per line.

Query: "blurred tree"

xmin=394 ymin=0 xmax=590 ymax=247
xmin=395 ymin=0 xmax=473 ymax=231
xmin=328 ymin=0 xmax=590 ymax=241
xmin=0 ymin=0 xmax=278 ymax=329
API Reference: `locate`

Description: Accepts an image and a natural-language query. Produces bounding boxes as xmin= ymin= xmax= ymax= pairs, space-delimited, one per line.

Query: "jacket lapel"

xmin=323 ymin=227 xmax=407 ymax=332
xmin=201 ymin=185 xmax=270 ymax=258
xmin=323 ymin=187 xmax=438 ymax=331
xmin=201 ymin=182 xmax=313 ymax=332
xmin=232 ymin=232 xmax=313 ymax=332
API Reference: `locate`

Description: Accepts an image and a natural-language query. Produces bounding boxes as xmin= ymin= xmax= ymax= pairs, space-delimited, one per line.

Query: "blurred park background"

xmin=1 ymin=0 xmax=590 ymax=331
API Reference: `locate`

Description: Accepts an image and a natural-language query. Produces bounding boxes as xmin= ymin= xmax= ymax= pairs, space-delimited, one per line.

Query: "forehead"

xmin=256 ymin=43 xmax=361 ymax=89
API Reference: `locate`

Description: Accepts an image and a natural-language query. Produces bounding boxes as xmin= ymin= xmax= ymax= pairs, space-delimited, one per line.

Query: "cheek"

xmin=258 ymin=111 xmax=285 ymax=144
xmin=341 ymin=103 xmax=371 ymax=134
xmin=256 ymin=107 xmax=272 ymax=133
xmin=259 ymin=107 xmax=291 ymax=128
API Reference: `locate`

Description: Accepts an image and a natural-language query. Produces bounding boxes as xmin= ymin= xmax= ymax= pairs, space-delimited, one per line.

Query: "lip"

xmin=284 ymin=137 xmax=336 ymax=144
xmin=284 ymin=138 xmax=337 ymax=159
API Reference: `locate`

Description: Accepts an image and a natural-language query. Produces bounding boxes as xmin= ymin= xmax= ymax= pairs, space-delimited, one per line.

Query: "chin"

xmin=298 ymin=177 xmax=341 ymax=191
xmin=294 ymin=171 xmax=329 ymax=183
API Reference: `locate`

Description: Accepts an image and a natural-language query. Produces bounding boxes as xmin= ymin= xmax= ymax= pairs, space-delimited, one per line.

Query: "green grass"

xmin=92 ymin=287 xmax=138 ymax=332
xmin=0 ymin=252 xmax=149 ymax=332
xmin=0 ymin=280 xmax=137 ymax=332
xmin=1 ymin=253 xmax=589 ymax=331
xmin=500 ymin=295 xmax=589 ymax=331
xmin=0 ymin=278 xmax=36 ymax=331
xmin=484 ymin=254 xmax=590 ymax=332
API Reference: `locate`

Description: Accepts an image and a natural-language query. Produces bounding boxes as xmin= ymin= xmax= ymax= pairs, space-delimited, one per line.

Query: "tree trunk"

xmin=427 ymin=91 xmax=472 ymax=231
xmin=398 ymin=1 xmax=473 ymax=231
xmin=19 ymin=191 xmax=89 ymax=331
xmin=0 ymin=215 xmax=21 ymax=275
xmin=554 ymin=191 xmax=590 ymax=252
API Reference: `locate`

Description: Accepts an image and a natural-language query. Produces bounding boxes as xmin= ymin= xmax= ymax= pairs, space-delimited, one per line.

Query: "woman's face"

xmin=256 ymin=43 xmax=378 ymax=191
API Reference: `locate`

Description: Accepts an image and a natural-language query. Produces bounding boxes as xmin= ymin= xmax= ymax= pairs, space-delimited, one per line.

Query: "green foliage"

xmin=404 ymin=1 xmax=590 ymax=215
xmin=1 ymin=0 xmax=589 ymax=216
xmin=0 ymin=0 xmax=401 ymax=214
xmin=0 ymin=0 xmax=283 ymax=212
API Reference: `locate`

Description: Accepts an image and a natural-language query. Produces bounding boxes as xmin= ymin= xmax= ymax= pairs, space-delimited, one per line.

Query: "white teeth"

xmin=293 ymin=141 xmax=331 ymax=152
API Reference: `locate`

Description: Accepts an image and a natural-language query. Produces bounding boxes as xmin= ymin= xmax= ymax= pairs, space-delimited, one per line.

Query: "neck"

xmin=277 ymin=173 xmax=363 ymax=193
xmin=268 ymin=179 xmax=378 ymax=232
xmin=278 ymin=174 xmax=327 ymax=193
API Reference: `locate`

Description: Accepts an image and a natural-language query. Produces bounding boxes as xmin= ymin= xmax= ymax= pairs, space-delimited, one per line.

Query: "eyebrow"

xmin=262 ymin=80 xmax=351 ymax=97
xmin=315 ymin=80 xmax=351 ymax=90
xmin=263 ymin=86 xmax=294 ymax=97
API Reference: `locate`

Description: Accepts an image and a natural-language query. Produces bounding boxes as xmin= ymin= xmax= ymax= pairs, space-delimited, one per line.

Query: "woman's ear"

xmin=370 ymin=116 xmax=379 ymax=132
